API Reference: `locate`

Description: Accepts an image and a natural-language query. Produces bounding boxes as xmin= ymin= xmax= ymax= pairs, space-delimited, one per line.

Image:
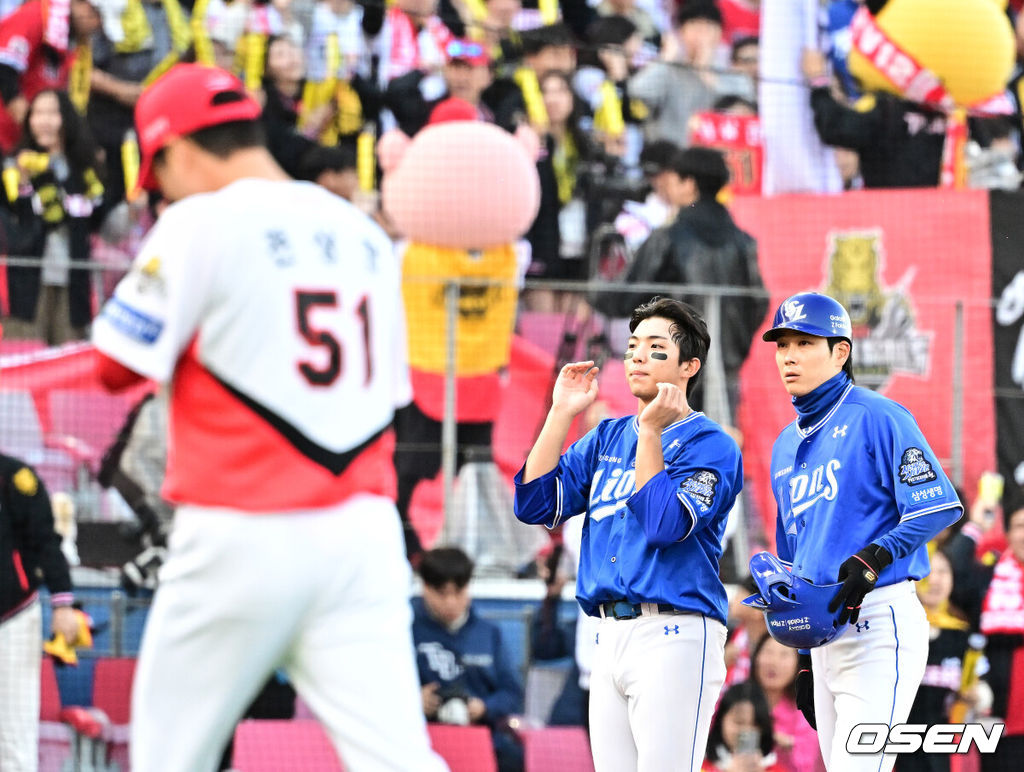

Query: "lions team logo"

xmin=680 ymin=470 xmax=719 ymax=512
xmin=821 ymin=230 xmax=933 ymax=390
xmin=898 ymin=448 xmax=937 ymax=486
xmin=782 ymin=299 xmax=807 ymax=322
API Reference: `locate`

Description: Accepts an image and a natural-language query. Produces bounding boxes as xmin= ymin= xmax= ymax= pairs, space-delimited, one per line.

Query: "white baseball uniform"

xmin=92 ymin=178 xmax=447 ymax=772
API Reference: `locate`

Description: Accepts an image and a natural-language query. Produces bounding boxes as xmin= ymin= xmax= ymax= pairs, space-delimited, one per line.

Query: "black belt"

xmin=598 ymin=600 xmax=681 ymax=620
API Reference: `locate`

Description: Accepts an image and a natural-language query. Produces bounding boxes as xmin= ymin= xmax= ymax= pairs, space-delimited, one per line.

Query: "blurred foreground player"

xmin=0 ymin=327 xmax=80 ymax=772
xmin=91 ymin=64 xmax=447 ymax=772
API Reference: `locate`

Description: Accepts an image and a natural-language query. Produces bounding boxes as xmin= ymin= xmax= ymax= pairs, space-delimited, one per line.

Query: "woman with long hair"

xmin=523 ymin=69 xmax=595 ymax=313
xmin=703 ymin=681 xmax=785 ymax=772
xmin=750 ymin=634 xmax=826 ymax=772
xmin=4 ymin=89 xmax=106 ymax=345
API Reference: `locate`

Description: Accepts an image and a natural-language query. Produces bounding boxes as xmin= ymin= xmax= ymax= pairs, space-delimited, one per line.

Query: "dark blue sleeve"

xmin=626 ymin=429 xmax=742 ymax=549
xmin=875 ymin=504 xmax=962 ymax=560
xmin=771 ymin=435 xmax=795 ymax=565
xmin=871 ymin=402 xmax=963 ymax=549
xmin=513 ymin=424 xmax=603 ymax=528
xmin=775 ymin=503 xmax=794 ymax=565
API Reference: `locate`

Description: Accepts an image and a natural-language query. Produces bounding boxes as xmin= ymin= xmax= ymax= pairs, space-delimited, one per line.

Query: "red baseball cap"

xmin=428 ymin=97 xmax=480 ymax=125
xmin=134 ymin=64 xmax=262 ymax=192
xmin=444 ymin=38 xmax=490 ymax=67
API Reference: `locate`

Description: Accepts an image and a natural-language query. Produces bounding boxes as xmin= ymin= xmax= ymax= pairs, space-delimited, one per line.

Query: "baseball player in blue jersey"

xmin=514 ymin=298 xmax=743 ymax=772
xmin=763 ymin=292 xmax=963 ymax=771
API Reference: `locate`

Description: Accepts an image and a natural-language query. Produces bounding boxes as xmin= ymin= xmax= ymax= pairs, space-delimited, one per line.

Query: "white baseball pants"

xmin=588 ymin=612 xmax=727 ymax=772
xmin=811 ymin=580 xmax=929 ymax=772
xmin=0 ymin=599 xmax=42 ymax=772
xmin=130 ymin=496 xmax=448 ymax=772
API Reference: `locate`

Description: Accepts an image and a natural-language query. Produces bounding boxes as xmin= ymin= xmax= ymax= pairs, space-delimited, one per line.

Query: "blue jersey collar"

xmin=793 ymin=372 xmax=853 ymax=437
xmin=631 ymin=411 xmax=704 ymax=435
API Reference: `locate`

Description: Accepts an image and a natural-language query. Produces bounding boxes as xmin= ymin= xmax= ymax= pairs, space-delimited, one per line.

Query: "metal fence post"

xmin=441 ymin=280 xmax=459 ymax=529
xmin=110 ymin=590 xmax=125 ymax=658
xmin=951 ymin=300 xmax=965 ymax=488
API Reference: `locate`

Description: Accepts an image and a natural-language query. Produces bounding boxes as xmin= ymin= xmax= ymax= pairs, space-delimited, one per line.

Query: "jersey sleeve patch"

xmin=678 ymin=469 xmax=719 ymax=513
xmin=898 ymin=447 xmax=937 ymax=486
xmin=100 ymin=297 xmax=165 ymax=344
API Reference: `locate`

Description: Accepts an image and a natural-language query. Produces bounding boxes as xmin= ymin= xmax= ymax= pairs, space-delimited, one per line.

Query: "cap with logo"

xmin=134 ymin=64 xmax=263 ymax=192
xmin=762 ymin=292 xmax=853 ymax=343
xmin=445 ymin=38 xmax=490 ymax=67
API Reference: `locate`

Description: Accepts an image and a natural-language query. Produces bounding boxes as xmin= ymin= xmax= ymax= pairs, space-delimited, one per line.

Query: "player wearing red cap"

xmin=92 ymin=64 xmax=447 ymax=772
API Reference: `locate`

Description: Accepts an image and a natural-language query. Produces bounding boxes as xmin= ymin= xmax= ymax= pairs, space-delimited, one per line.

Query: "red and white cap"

xmin=134 ymin=64 xmax=262 ymax=192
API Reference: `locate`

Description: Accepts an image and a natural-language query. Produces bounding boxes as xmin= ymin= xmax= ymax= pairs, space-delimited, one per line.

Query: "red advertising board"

xmin=731 ymin=189 xmax=995 ymax=543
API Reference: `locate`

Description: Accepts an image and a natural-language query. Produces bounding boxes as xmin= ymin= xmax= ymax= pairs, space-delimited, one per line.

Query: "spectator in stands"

xmin=307 ymin=0 xmax=381 ymax=86
xmin=724 ymin=574 xmax=767 ymax=687
xmin=260 ymin=35 xmax=323 ymax=176
xmin=628 ymin=2 xmax=753 ymax=144
xmin=297 ymin=143 xmax=359 ymax=201
xmin=729 ymin=35 xmax=758 ymax=81
xmin=703 ymin=681 xmax=785 ymax=772
xmin=933 ymin=486 xmax=1002 ymax=630
xmin=0 ymin=447 xmax=79 ymax=771
xmin=801 ymin=47 xmax=947 ymax=188
xmin=980 ymin=506 xmax=1024 ymax=772
xmin=603 ymin=147 xmax=767 ymax=423
xmin=485 ymin=22 xmax=577 ymax=133
xmin=897 ymin=548 xmax=973 ymax=772
xmin=573 ymin=16 xmax=645 ymax=165
xmin=89 ymin=0 xmax=189 ymax=203
xmin=374 ymin=0 xmax=454 ymax=88
xmin=750 ymin=634 xmax=826 ymax=772
xmin=414 ymin=547 xmax=525 ymax=772
xmin=206 ymin=0 xmax=252 ymax=59
xmin=523 ymin=69 xmax=595 ymax=312
xmin=612 ymin=137 xmax=679 ymax=251
xmin=595 ymin=0 xmax=658 ymax=44
xmin=475 ymin=0 xmax=524 ymax=75
xmin=4 ymin=89 xmax=107 ymax=345
xmin=248 ymin=0 xmax=305 ymax=46
xmin=386 ymin=37 xmax=494 ymax=136
xmin=305 ymin=0 xmax=382 ymax=145
xmin=0 ymin=0 xmax=100 ymax=152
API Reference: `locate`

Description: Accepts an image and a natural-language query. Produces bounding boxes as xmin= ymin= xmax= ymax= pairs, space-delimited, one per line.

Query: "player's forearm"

xmin=522 ymin=408 xmax=575 ymax=483
xmin=875 ymin=503 xmax=963 ymax=560
xmin=627 ymin=473 xmax=692 ymax=547
xmin=633 ymin=425 xmax=665 ymax=490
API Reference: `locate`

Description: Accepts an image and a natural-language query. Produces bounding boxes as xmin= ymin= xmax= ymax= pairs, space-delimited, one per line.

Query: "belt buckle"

xmin=612 ymin=601 xmax=638 ymax=620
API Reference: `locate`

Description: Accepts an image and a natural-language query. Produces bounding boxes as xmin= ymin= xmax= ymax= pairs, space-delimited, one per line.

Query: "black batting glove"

xmin=828 ymin=543 xmax=893 ymax=625
xmin=795 ymin=652 xmax=816 ymax=729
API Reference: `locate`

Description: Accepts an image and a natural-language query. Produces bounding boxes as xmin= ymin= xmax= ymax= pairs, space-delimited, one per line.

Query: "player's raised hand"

xmin=638 ymin=382 xmax=687 ymax=432
xmin=551 ymin=361 xmax=600 ymax=417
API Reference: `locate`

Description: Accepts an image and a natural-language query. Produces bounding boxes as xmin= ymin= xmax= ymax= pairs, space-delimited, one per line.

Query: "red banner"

xmin=689 ymin=111 xmax=763 ymax=196
xmin=731 ymin=189 xmax=995 ymax=544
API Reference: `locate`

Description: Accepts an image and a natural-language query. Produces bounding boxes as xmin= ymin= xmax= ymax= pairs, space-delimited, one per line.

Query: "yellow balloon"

xmin=849 ymin=0 xmax=1015 ymax=107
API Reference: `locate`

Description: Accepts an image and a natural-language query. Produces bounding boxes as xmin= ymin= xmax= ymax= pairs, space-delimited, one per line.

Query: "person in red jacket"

xmin=0 ymin=0 xmax=100 ymax=151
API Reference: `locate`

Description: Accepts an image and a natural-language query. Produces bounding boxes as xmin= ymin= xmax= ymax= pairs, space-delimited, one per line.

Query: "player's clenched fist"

xmin=638 ymin=382 xmax=688 ymax=431
xmin=551 ymin=361 xmax=600 ymax=417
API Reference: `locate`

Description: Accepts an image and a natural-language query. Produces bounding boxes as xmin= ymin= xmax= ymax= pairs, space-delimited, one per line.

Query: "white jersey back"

xmin=93 ymin=179 xmax=411 ymax=510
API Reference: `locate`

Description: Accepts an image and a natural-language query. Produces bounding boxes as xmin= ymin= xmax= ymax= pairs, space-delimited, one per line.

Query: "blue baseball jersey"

xmin=514 ymin=412 xmax=742 ymax=623
xmin=771 ymin=381 xmax=962 ymax=587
